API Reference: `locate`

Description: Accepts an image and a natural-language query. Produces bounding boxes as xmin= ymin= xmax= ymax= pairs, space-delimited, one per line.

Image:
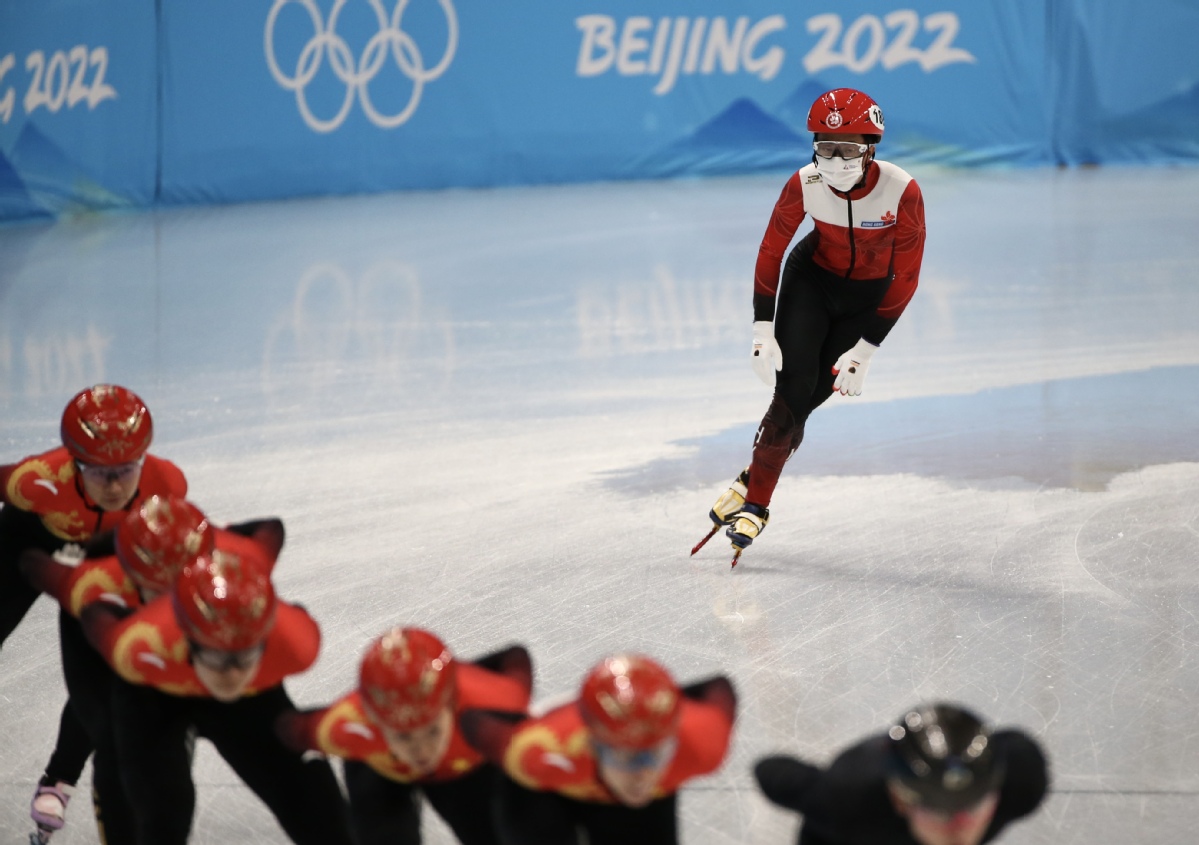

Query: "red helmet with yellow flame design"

xmin=60 ymin=385 xmax=153 ymax=465
xmin=579 ymin=654 xmax=682 ymax=750
xmin=116 ymin=496 xmax=215 ymax=595
xmin=358 ymin=627 xmax=457 ymax=732
xmin=807 ymin=88 xmax=885 ymax=140
xmin=172 ymin=548 xmax=276 ymax=651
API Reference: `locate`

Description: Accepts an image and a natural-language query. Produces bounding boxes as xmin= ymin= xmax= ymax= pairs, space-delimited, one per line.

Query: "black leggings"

xmin=40 ymin=701 xmax=93 ymax=785
xmin=493 ymin=776 xmax=678 ymax=845
xmin=109 ymin=682 xmax=354 ymax=845
xmin=0 ymin=507 xmax=111 ymax=836
xmin=0 ymin=565 xmax=40 ymax=646
xmin=744 ymin=242 xmax=893 ymax=507
xmin=344 ymin=759 xmax=504 ymax=845
xmin=0 ymin=505 xmax=54 ymax=647
xmin=55 ymin=611 xmax=137 ymax=843
xmin=772 ymin=241 xmax=893 ymax=426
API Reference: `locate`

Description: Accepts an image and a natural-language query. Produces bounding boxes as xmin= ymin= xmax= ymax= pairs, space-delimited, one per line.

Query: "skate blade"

xmin=690 ymin=524 xmax=721 ymax=556
xmin=730 ymin=548 xmax=743 ymax=569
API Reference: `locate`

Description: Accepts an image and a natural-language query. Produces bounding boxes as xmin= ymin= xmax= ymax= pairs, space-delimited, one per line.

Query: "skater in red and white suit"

xmin=276 ymin=627 xmax=533 ymax=845
xmin=461 ymin=653 xmax=736 ymax=845
xmin=80 ymin=547 xmax=354 ymax=845
xmin=702 ymin=88 xmax=926 ymax=563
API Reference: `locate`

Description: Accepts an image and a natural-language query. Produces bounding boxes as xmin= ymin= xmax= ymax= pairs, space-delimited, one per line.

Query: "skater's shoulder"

xmin=2 ymin=448 xmax=78 ymax=512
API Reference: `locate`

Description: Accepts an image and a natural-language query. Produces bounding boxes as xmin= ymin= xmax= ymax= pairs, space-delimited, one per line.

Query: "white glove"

xmin=51 ymin=543 xmax=87 ymax=567
xmin=751 ymin=321 xmax=783 ymax=386
xmin=832 ymin=338 xmax=878 ymax=396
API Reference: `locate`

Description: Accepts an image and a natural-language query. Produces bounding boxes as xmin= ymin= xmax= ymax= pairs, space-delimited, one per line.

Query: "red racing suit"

xmin=1 ymin=447 xmax=187 ymax=541
xmin=278 ymin=657 xmax=532 ymax=784
xmin=461 ymin=676 xmax=735 ymax=804
xmin=81 ymin=594 xmax=319 ymax=696
xmin=753 ymin=158 xmax=925 ymax=343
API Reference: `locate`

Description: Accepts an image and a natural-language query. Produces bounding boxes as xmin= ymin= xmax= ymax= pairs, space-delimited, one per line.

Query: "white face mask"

xmin=815 ymin=155 xmax=866 ymax=191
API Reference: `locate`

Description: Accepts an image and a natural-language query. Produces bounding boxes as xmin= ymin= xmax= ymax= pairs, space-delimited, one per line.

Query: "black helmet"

xmin=887 ymin=703 xmax=1005 ymax=813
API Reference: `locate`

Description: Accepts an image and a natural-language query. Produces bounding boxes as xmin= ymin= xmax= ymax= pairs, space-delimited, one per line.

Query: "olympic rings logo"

xmin=262 ymin=260 xmax=457 ymax=402
xmin=265 ymin=0 xmax=458 ymax=133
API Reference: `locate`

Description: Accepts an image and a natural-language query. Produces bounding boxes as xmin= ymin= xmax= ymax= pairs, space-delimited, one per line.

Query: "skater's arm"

xmin=79 ymin=601 xmax=136 ymax=656
xmin=992 ymin=730 xmax=1051 ymax=820
xmin=459 ymin=709 xmax=526 ymax=762
xmin=471 ymin=645 xmax=533 ymax=696
xmin=18 ymin=548 xmax=74 ymax=607
xmin=223 ymin=518 xmax=286 ymax=563
xmin=681 ymin=675 xmax=737 ymax=722
xmin=275 ymin=707 xmax=330 ymax=753
xmin=255 ymin=603 xmax=322 ymax=686
xmin=83 ymin=528 xmax=116 ymax=558
xmin=866 ymin=179 xmax=925 ymax=344
xmin=0 ymin=462 xmax=16 ymax=505
xmin=143 ymin=455 xmax=189 ymax=498
xmin=754 ymin=172 xmax=808 ymax=313
xmin=754 ymin=755 xmax=823 ymax=813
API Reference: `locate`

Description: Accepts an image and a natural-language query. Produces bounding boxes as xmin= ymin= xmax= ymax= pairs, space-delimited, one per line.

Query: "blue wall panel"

xmin=0 ymin=0 xmax=158 ymax=219
xmin=2 ymin=1 xmax=1197 ymax=220
xmin=1048 ymin=0 xmax=1199 ymax=165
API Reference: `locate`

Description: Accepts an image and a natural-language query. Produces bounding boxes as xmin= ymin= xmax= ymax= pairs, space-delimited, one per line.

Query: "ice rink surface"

xmin=2 ymin=165 xmax=1199 ymax=843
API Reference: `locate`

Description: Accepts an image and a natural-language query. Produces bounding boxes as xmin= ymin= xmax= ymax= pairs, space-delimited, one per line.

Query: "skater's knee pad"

xmin=758 ymin=395 xmax=803 ymax=448
xmin=773 ymin=375 xmax=820 ymax=422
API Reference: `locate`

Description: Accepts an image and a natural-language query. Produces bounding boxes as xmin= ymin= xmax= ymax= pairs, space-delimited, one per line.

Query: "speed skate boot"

xmin=29 ymin=781 xmax=73 ymax=845
xmin=726 ymin=503 xmax=769 ymax=567
xmin=709 ymin=468 xmax=751 ymax=526
xmin=691 ymin=468 xmax=752 ymax=556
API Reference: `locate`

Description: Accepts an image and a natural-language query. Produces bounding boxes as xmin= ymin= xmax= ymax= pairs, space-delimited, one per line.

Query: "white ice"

xmin=2 ymin=166 xmax=1199 ymax=843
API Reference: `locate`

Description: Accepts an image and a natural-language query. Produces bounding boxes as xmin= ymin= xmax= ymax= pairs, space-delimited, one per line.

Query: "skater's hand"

xmin=51 ymin=543 xmax=87 ymax=567
xmin=832 ymin=338 xmax=878 ymax=396
xmin=752 ymin=321 xmax=783 ymax=387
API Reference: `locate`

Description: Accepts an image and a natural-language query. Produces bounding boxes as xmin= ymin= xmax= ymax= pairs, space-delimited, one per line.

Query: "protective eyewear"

xmin=813 ymin=140 xmax=870 ymax=159
xmin=593 ymin=737 xmax=677 ymax=772
xmin=189 ymin=642 xmax=265 ymax=672
xmin=76 ymin=456 xmax=145 ymax=484
xmin=908 ymin=791 xmax=999 ymax=825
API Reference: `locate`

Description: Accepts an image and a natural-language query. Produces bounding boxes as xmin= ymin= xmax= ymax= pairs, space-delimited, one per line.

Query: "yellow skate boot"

xmin=708 ymin=468 xmax=751 ymax=526
xmin=726 ymin=503 xmax=769 ymax=568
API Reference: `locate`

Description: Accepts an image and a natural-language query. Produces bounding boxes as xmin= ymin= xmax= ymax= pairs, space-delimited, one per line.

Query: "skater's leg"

xmin=576 ymin=794 xmax=678 ymax=845
xmin=343 ymin=760 xmax=421 ymax=845
xmin=202 ymin=688 xmax=354 ymax=845
xmin=423 ymin=764 xmax=506 ymax=845
xmin=0 ymin=507 xmax=47 ymax=648
xmin=30 ymin=702 xmax=91 ymax=841
xmin=493 ymin=776 xmax=579 ymax=845
xmin=110 ymin=681 xmax=197 ymax=845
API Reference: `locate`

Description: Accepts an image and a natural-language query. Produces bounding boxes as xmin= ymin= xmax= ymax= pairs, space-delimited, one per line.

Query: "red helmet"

xmin=61 ymin=385 xmax=153 ymax=465
xmin=807 ymin=88 xmax=885 ymax=139
xmin=116 ymin=496 xmax=215 ymax=594
xmin=358 ymin=627 xmax=457 ymax=732
xmin=172 ymin=549 xmax=276 ymax=651
xmin=579 ymin=654 xmax=682 ymax=750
